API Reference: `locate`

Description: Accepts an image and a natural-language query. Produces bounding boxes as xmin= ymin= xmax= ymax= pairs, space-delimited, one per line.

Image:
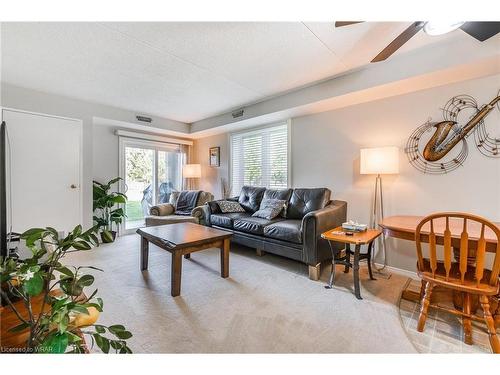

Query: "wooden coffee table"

xmin=136 ymin=223 xmax=232 ymax=297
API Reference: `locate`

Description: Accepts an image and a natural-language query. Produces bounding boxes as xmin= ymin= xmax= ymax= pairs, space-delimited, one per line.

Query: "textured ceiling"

xmin=1 ymin=22 xmax=466 ymax=123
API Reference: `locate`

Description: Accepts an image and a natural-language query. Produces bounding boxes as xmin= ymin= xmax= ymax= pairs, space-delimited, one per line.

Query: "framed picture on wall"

xmin=209 ymin=147 xmax=220 ymax=167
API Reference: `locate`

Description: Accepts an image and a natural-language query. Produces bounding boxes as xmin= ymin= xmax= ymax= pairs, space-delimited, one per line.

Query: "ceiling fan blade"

xmin=460 ymin=22 xmax=500 ymax=41
xmin=371 ymin=22 xmax=425 ymax=63
xmin=335 ymin=21 xmax=364 ymax=27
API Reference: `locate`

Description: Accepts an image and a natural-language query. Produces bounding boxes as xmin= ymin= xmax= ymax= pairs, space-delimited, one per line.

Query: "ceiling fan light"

xmin=423 ymin=21 xmax=465 ymax=36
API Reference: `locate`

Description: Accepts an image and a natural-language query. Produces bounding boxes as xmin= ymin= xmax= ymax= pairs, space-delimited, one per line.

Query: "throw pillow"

xmin=252 ymin=199 xmax=286 ymax=220
xmin=217 ymin=200 xmax=246 ymax=213
xmin=169 ymin=192 xmax=180 ymax=206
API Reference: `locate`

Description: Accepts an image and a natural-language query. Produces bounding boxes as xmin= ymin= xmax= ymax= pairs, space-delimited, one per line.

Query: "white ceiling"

xmin=1 ymin=22 xmax=468 ymax=123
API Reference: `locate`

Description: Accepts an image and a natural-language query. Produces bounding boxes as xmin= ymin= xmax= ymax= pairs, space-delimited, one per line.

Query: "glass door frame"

xmin=118 ymin=137 xmax=183 ymax=235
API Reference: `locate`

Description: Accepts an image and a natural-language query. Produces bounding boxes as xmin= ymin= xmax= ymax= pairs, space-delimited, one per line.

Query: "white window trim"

xmin=228 ymin=119 xmax=292 ymax=196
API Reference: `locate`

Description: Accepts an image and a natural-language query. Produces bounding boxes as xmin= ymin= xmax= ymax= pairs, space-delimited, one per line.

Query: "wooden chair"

xmin=415 ymin=212 xmax=500 ymax=354
xmin=494 ymin=294 xmax=500 ymax=330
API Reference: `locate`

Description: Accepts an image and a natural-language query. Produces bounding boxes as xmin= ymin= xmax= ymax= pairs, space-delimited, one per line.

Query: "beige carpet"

xmin=65 ymin=233 xmax=418 ymax=353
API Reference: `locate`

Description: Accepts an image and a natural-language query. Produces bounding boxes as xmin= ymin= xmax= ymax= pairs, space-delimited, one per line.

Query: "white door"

xmin=2 ymin=109 xmax=82 ymax=234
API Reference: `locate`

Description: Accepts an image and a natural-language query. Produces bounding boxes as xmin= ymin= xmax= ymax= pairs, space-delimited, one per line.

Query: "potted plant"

xmin=93 ymin=177 xmax=127 ymax=243
xmin=0 ymin=225 xmax=133 ymax=353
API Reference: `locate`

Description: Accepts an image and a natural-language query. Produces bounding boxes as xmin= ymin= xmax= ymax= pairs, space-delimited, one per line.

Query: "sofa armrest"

xmin=301 ymin=200 xmax=348 ymax=265
xmin=191 ymin=205 xmax=209 ymax=225
xmin=149 ymin=203 xmax=174 ymax=216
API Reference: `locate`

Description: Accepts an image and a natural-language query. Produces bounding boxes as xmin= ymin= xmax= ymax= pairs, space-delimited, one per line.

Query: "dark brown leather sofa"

xmin=203 ymin=186 xmax=347 ymax=280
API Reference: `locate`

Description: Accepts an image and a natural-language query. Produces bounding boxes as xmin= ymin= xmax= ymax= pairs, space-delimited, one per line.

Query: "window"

xmin=230 ymin=123 xmax=289 ymax=194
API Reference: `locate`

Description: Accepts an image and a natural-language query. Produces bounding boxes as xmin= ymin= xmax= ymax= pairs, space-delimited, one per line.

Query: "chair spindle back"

xmin=415 ymin=212 xmax=500 ymax=287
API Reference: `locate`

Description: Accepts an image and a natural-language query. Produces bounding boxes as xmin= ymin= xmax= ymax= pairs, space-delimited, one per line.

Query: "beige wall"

xmin=192 ymin=74 xmax=500 ymax=272
xmin=192 ymin=133 xmax=229 ymax=199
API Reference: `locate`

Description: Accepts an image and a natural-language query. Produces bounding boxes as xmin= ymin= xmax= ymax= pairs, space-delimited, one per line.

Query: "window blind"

xmin=231 ymin=123 xmax=288 ymax=195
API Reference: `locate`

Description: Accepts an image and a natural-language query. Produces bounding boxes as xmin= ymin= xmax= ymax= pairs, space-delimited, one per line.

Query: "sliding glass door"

xmin=124 ymin=146 xmax=154 ymax=230
xmin=157 ymin=150 xmax=183 ymax=204
xmin=120 ymin=139 xmax=184 ymax=232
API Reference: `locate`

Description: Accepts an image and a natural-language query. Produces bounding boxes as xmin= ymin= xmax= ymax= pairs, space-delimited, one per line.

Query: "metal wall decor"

xmin=405 ymin=91 xmax=500 ymax=174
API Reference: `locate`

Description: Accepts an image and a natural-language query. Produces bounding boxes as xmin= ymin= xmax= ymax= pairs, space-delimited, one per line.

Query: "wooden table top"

xmin=321 ymin=226 xmax=382 ymax=245
xmin=380 ymin=215 xmax=500 ymax=252
xmin=137 ymin=223 xmax=232 ymax=249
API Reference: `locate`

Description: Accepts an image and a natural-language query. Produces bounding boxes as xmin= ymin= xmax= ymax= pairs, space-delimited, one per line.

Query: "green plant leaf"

xmin=25 ymin=233 xmax=42 ymax=247
xmin=79 ymin=266 xmax=104 ymax=272
xmin=101 ymin=337 xmax=110 ymax=353
xmin=72 ymin=241 xmax=92 ymax=250
xmin=110 ymin=340 xmax=121 ymax=350
xmin=60 ymin=278 xmax=83 ymax=296
xmin=77 ymin=274 xmax=95 ymax=287
xmin=46 ymin=227 xmax=59 ymax=238
xmin=20 ymin=227 xmax=46 ymax=239
xmin=93 ymin=333 xmax=110 ymax=353
xmin=66 ymin=331 xmax=82 ymax=344
xmin=8 ymin=321 xmax=30 ymax=333
xmin=58 ymin=314 xmax=70 ymax=333
xmin=107 ymin=177 xmax=122 ymax=185
xmin=101 ymin=230 xmax=114 ymax=243
xmin=72 ymin=225 xmax=82 ymax=237
xmin=86 ymin=288 xmax=98 ymax=302
xmin=23 ymin=273 xmax=44 ymax=296
xmin=110 ymin=195 xmax=127 ymax=204
xmin=52 ymin=296 xmax=70 ymax=311
xmin=114 ymin=330 xmax=132 ymax=340
xmin=82 ymin=302 xmax=103 ymax=312
xmin=40 ymin=332 xmax=69 ymax=354
xmin=71 ymin=304 xmax=90 ymax=315
xmin=57 ymin=266 xmax=74 ymax=278
xmin=94 ymin=325 xmax=106 ymax=334
xmin=89 ymin=233 xmax=100 ymax=245
xmin=108 ymin=324 xmax=125 ymax=333
xmin=110 ymin=207 xmax=125 ymax=215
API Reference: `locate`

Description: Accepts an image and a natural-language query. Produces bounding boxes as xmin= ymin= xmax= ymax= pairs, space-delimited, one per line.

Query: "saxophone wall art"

xmin=405 ymin=91 xmax=500 ymax=174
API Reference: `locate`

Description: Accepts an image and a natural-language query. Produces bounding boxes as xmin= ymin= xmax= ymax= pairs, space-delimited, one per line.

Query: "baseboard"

xmin=373 ymin=263 xmax=418 ymax=280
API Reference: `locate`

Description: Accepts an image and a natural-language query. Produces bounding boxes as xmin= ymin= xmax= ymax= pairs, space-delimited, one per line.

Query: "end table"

xmin=321 ymin=227 xmax=382 ymax=300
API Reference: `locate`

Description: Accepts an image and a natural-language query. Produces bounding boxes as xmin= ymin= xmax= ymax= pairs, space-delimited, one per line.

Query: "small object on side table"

xmin=342 ymin=220 xmax=368 ymax=232
xmin=321 ymin=226 xmax=382 ymax=300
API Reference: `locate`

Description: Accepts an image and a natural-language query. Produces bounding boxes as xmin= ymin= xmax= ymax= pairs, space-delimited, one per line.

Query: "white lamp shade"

xmin=183 ymin=164 xmax=201 ymax=178
xmin=360 ymin=146 xmax=399 ymax=175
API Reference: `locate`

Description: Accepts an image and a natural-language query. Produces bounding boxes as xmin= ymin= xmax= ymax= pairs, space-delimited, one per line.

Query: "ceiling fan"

xmin=335 ymin=21 xmax=500 ymax=63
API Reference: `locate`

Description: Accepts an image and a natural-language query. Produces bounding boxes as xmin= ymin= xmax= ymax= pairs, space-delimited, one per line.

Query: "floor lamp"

xmin=182 ymin=164 xmax=201 ymax=190
xmin=360 ymin=146 xmax=399 ymax=272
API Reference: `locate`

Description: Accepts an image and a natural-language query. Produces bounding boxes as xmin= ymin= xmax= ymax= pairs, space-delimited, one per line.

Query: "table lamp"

xmin=182 ymin=164 xmax=201 ymax=190
xmin=360 ymin=146 xmax=399 ymax=271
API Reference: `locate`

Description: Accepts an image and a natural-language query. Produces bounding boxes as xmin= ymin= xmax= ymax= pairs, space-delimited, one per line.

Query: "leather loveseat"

xmin=203 ymin=186 xmax=347 ymax=280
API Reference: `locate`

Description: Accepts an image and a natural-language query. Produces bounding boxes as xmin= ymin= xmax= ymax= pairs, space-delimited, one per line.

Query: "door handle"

xmin=70 ymin=184 xmax=78 ymax=189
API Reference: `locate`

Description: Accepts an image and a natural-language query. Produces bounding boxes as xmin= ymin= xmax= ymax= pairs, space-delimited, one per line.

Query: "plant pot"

xmin=100 ymin=230 xmax=117 ymax=243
